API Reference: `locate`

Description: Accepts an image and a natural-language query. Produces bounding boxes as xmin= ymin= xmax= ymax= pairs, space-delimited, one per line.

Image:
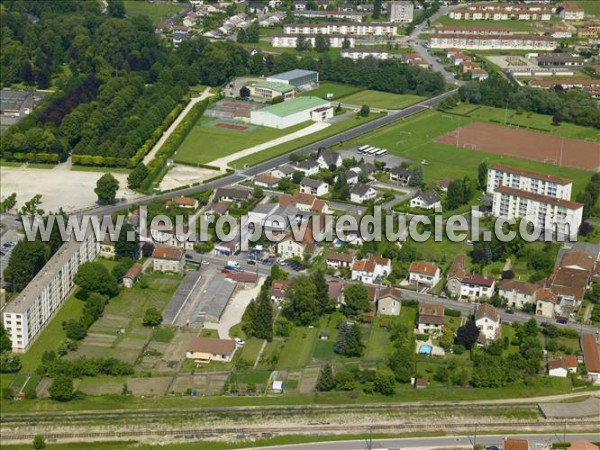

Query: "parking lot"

xmin=0 ymin=229 xmax=21 ymax=289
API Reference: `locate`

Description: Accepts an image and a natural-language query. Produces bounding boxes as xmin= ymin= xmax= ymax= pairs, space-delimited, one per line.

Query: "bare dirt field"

xmin=158 ymin=163 xmax=224 ymax=191
xmin=435 ymin=122 xmax=600 ymax=171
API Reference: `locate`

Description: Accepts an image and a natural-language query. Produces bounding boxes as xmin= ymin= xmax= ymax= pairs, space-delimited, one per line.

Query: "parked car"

xmin=234 ymin=338 xmax=245 ymax=346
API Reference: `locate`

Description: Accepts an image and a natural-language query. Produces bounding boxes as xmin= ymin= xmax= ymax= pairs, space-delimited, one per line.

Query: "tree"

xmin=74 ymin=262 xmax=119 ymax=298
xmin=477 ymin=162 xmax=487 ymax=190
xmin=240 ymin=86 xmax=250 ymax=98
xmin=312 ymin=269 xmax=334 ymax=314
xmin=95 ymin=173 xmax=119 ymax=205
xmin=439 ymin=326 xmax=454 ymax=351
xmin=409 ymin=166 xmax=423 ymax=186
xmin=372 ymin=0 xmax=382 ymax=19
xmin=335 ymin=322 xmax=364 ymax=357
xmin=246 ymin=22 xmax=260 ymax=43
xmin=3 ymin=240 xmax=50 ymax=292
xmin=19 ymin=194 xmax=44 ymax=217
xmin=33 ymin=435 xmax=46 ymax=449
xmin=373 ymin=368 xmax=395 ymax=395
xmin=455 ymin=320 xmax=480 ymax=350
xmin=251 ymin=289 xmax=274 ymax=341
xmin=127 ymin=163 xmax=148 ymax=190
xmin=237 ymin=28 xmax=248 ymax=43
xmin=143 ymin=307 xmax=162 ymax=326
xmin=283 ymin=276 xmax=319 ymax=325
xmin=0 ymin=352 xmax=21 ymax=373
xmin=295 ymin=35 xmax=312 ymax=52
xmin=388 ymin=345 xmax=415 ymax=383
xmin=115 ymin=224 xmax=139 ymax=260
xmin=49 ymin=376 xmax=74 ymax=402
xmin=0 ymin=193 xmax=17 ymax=213
xmin=0 ymin=324 xmax=12 ymax=353
xmin=551 ymin=111 xmax=563 ymax=126
xmin=342 ymin=37 xmax=351 ymax=49
xmin=316 ymin=363 xmax=335 ymax=391
xmin=63 ymin=319 xmax=87 ymax=341
xmin=315 ymin=34 xmax=330 ymax=53
xmin=359 ymin=105 xmax=370 ymax=117
xmin=292 ymin=171 xmax=304 ymax=184
xmin=343 ymin=284 xmax=370 ymax=316
xmin=253 ymin=186 xmax=264 ymax=199
xmin=107 ymin=0 xmax=125 ymax=17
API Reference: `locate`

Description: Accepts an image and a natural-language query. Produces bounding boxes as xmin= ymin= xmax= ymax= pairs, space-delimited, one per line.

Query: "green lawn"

xmin=238 ymin=337 xmax=264 ymax=364
xmin=230 ymin=112 xmax=386 ymax=168
xmin=173 ymin=117 xmax=310 ymax=166
xmin=333 ymin=108 xmax=595 ymax=194
xmin=153 ymin=327 xmax=174 ymax=343
xmin=124 ymin=1 xmax=186 ymax=24
xmin=363 ymin=317 xmax=394 ymax=362
xmin=277 ymin=327 xmax=319 ymax=370
xmin=302 ymin=82 xmax=366 ymax=101
xmin=434 ymin=15 xmax=551 ymax=32
xmin=341 ymin=90 xmax=426 ymax=110
xmin=576 ymin=1 xmax=600 ymax=16
xmin=230 ymin=370 xmax=271 ymax=385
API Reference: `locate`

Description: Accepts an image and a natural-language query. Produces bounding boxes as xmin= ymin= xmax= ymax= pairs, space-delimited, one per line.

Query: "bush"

xmin=444 ymin=308 xmax=461 ymax=317
xmin=48 ymin=376 xmax=74 ymax=402
xmin=452 ymin=344 xmax=466 ymax=355
xmin=416 ymin=333 xmax=429 ymax=341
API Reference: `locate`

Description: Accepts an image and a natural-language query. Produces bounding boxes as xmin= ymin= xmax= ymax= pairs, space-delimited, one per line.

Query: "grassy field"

xmin=230 ymin=112 xmax=385 ymax=168
xmin=302 ymin=82 xmax=366 ymax=100
xmin=334 ymin=107 xmax=596 ymax=194
xmin=278 ymin=327 xmax=319 ymax=370
xmin=124 ymin=1 xmax=185 ymax=24
xmin=173 ymin=117 xmax=310 ymax=166
xmin=341 ymin=91 xmax=425 ymax=110
xmin=433 ymin=15 xmax=552 ymax=32
xmin=576 ymin=1 xmax=600 ymax=16
xmin=238 ymin=338 xmax=264 ymax=364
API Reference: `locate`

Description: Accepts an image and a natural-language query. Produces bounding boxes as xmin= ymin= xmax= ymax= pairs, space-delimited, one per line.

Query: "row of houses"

xmin=529 ymin=78 xmax=600 ymax=98
xmin=446 ymin=49 xmax=489 ymax=80
xmin=429 ymin=33 xmax=557 ymax=51
xmin=283 ymin=22 xmax=399 ymax=36
xmin=448 ymin=2 xmax=585 ymax=21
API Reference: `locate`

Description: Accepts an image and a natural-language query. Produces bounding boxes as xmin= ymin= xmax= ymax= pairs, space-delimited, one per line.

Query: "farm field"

xmin=341 ymin=90 xmax=426 ymax=110
xmin=124 ymin=1 xmax=185 ymax=24
xmin=231 ymin=112 xmax=385 ymax=168
xmin=433 ymin=15 xmax=553 ymax=32
xmin=173 ymin=117 xmax=310 ymax=166
xmin=302 ymin=82 xmax=366 ymax=100
xmin=335 ymin=107 xmax=596 ymax=194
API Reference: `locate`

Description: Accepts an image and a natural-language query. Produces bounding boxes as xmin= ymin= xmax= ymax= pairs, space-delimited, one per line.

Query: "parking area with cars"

xmin=0 ymin=229 xmax=21 ymax=288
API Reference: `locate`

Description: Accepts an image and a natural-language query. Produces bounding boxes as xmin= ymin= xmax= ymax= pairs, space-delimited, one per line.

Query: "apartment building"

xmin=388 ymin=1 xmax=414 ymax=23
xmin=432 ymin=25 xmax=512 ymax=36
xmin=429 ymin=34 xmax=557 ymax=51
xmin=283 ymin=22 xmax=398 ymax=36
xmin=559 ymin=2 xmax=585 ymax=21
xmin=272 ymin=34 xmax=355 ymax=48
xmin=530 ymin=79 xmax=600 ymax=98
xmin=449 ymin=3 xmax=554 ymax=21
xmin=2 ymin=230 xmax=100 ymax=352
xmin=341 ymin=49 xmax=390 ymax=60
xmin=486 ymin=164 xmax=573 ymax=200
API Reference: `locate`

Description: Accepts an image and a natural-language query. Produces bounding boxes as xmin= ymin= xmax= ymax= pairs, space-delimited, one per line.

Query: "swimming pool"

xmin=419 ymin=344 xmax=433 ymax=354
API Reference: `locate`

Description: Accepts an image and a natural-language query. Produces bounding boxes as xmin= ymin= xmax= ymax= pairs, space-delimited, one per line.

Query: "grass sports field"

xmin=334 ymin=106 xmax=596 ymax=194
xmin=124 ymin=1 xmax=185 ymax=24
xmin=341 ymin=90 xmax=425 ymax=110
xmin=302 ymin=82 xmax=365 ymax=100
xmin=173 ymin=117 xmax=310 ymax=166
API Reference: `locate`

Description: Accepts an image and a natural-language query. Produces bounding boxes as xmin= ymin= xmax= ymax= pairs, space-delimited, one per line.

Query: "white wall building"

xmin=250 ymin=96 xmax=332 ymax=129
xmin=487 ymin=164 xmax=573 ymax=200
xmin=272 ymin=34 xmax=356 ymax=48
xmin=351 ymin=256 xmax=391 ymax=284
xmin=459 ymin=274 xmax=496 ymax=301
xmin=2 ymin=230 xmax=100 ymax=352
xmin=408 ymin=261 xmax=441 ymax=288
xmin=341 ymin=49 xmax=390 ymax=60
xmin=388 ymin=1 xmax=414 ymax=23
xmin=475 ymin=303 xmax=501 ymax=342
xmin=283 ymin=22 xmax=398 ymax=36
xmin=429 ymin=34 xmax=557 ymax=50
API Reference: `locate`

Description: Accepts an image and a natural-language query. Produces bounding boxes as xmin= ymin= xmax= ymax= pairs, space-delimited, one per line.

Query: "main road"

xmin=249 ymin=434 xmax=600 ymax=450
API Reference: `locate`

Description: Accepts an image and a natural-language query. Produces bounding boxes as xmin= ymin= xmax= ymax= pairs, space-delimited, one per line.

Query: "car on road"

xmin=505 ymin=308 xmax=514 ymax=314
xmin=0 ymin=251 xmax=5 ymax=257
xmin=201 ymin=260 xmax=209 ymax=265
xmin=185 ymin=253 xmax=193 ymax=260
xmin=234 ymin=338 xmax=245 ymax=346
xmin=247 ymin=259 xmax=256 ymax=265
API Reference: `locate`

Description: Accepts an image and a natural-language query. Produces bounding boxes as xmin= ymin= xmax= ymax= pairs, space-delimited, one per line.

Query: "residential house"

xmin=375 ymin=286 xmax=402 ymax=316
xmin=503 ymin=439 xmax=530 ymax=450
xmin=270 ymin=279 xmax=290 ymax=303
xmin=498 ymin=279 xmax=538 ymax=309
xmin=214 ymin=188 xmax=252 ymax=206
xmin=148 ymin=221 xmax=194 ymax=251
xmin=185 ymin=337 xmax=237 ymax=363
xmin=327 ymin=279 xmax=344 ymax=304
xmin=254 ymin=174 xmax=281 ymax=189
xmin=100 ymin=239 xmax=116 ymax=258
xmin=417 ymin=302 xmax=445 ymax=336
xmin=389 ymin=167 xmax=411 ymax=185
xmin=172 ymin=196 xmax=199 ymax=210
xmin=459 ymin=274 xmax=495 ymax=301
xmin=122 ymin=263 xmax=143 ymax=289
xmin=152 ymin=245 xmax=185 ymax=273
xmin=360 ymin=162 xmax=377 ymax=178
xmin=336 ymin=169 xmax=359 ymax=185
xmin=316 ymin=149 xmax=343 ymax=170
xmin=408 ymin=261 xmax=441 ymax=288
xmin=547 ymin=355 xmax=578 ymax=378
xmin=535 ymin=288 xmax=558 ymax=318
xmin=474 ymin=303 xmax=500 ymax=342
xmin=247 ymin=1 xmax=269 ymax=14
xmin=326 ymin=251 xmax=355 ymax=269
xmin=279 ymin=192 xmax=330 ymax=214
xmin=410 ymin=190 xmax=441 ymax=210
xmin=438 ymin=179 xmax=451 ymax=192
xmin=446 ymin=254 xmax=467 ymax=298
xmin=581 ymin=334 xmax=600 ymax=384
xmin=271 ymin=164 xmax=296 ymax=179
xmin=204 ymin=202 xmax=230 ymax=217
xmin=350 ymin=183 xmax=377 ymax=204
xmin=351 ymin=256 xmax=391 ymax=284
xmin=300 ymin=177 xmax=329 ymax=197
xmin=277 ymin=218 xmax=319 ymax=259
xmin=293 ymin=159 xmax=320 ymax=176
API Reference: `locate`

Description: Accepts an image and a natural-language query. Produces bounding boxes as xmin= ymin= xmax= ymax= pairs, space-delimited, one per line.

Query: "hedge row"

xmin=140 ymin=99 xmax=209 ymax=193
xmin=1 ymin=152 xmax=60 ymax=163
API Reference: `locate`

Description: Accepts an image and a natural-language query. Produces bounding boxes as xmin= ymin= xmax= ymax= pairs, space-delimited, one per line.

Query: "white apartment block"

xmin=449 ymin=3 xmax=553 ymax=21
xmin=491 ymin=186 xmax=583 ymax=240
xmin=341 ymin=50 xmax=390 ymax=60
xmin=388 ymin=1 xmax=414 ymax=23
xmin=487 ymin=164 xmax=573 ymax=200
xmin=560 ymin=7 xmax=585 ymax=21
xmin=272 ymin=35 xmax=355 ymax=48
xmin=2 ymin=230 xmax=100 ymax=352
xmin=283 ymin=22 xmax=398 ymax=36
xmin=429 ymin=34 xmax=557 ymax=50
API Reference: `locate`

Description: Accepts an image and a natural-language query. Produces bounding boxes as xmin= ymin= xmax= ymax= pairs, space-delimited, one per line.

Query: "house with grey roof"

xmin=410 ymin=190 xmax=441 ymax=210
xmin=389 ymin=166 xmax=411 ymax=185
xmin=350 ymin=183 xmax=377 ymax=204
xmin=293 ymin=159 xmax=320 ymax=176
xmin=317 ymin=149 xmax=343 ymax=170
xmin=300 ymin=177 xmax=329 ymax=196
xmin=270 ymin=164 xmax=296 ymax=179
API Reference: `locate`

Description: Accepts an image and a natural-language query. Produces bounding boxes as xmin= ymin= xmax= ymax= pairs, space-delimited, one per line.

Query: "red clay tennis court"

xmin=215 ymin=122 xmax=249 ymax=131
xmin=435 ymin=122 xmax=600 ymax=171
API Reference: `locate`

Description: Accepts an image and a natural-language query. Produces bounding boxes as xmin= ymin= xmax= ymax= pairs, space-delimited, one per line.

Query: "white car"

xmin=234 ymin=338 xmax=245 ymax=346
xmin=201 ymin=260 xmax=209 ymax=265
xmin=277 ymin=258 xmax=286 ymax=265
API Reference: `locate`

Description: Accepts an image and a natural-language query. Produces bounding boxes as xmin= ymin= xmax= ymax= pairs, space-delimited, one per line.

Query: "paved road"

xmin=249 ymin=434 xmax=600 ymax=450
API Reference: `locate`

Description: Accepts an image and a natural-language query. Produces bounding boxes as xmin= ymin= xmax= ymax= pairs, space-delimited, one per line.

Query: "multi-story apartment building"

xmin=432 ymin=25 xmax=513 ymax=36
xmin=486 ymin=164 xmax=573 ymax=200
xmin=388 ymin=1 xmax=414 ymax=23
xmin=341 ymin=49 xmax=390 ymax=60
xmin=283 ymin=22 xmax=398 ymax=36
xmin=559 ymin=2 xmax=585 ymax=21
xmin=2 ymin=230 xmax=100 ymax=352
xmin=429 ymin=34 xmax=557 ymax=50
xmin=272 ymin=34 xmax=355 ymax=48
xmin=449 ymin=3 xmax=554 ymax=21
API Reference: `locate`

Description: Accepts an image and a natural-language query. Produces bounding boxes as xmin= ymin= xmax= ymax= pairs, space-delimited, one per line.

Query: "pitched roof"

xmin=294 ymin=159 xmax=320 ymax=170
xmin=327 ymin=251 xmax=354 ymax=263
xmin=559 ymin=250 xmax=595 ymax=271
xmin=475 ymin=303 xmax=499 ymax=322
xmin=352 ymin=258 xmax=376 ymax=273
xmin=499 ymin=279 xmax=537 ymax=295
xmin=447 ymin=254 xmax=467 ymax=280
xmin=490 ymin=164 xmax=572 ymax=186
xmin=215 ymin=188 xmax=252 ymax=201
xmin=350 ymin=182 xmax=373 ymax=197
xmin=371 ymin=256 xmax=390 ymax=267
xmin=409 ymin=261 xmax=439 ymax=276
xmin=536 ymin=288 xmax=558 ymax=304
xmin=172 ymin=196 xmax=198 ymax=207
xmin=580 ymin=334 xmax=600 ymax=374
xmin=124 ymin=263 xmax=143 ymax=280
xmin=208 ymin=202 xmax=230 ymax=215
xmin=503 ymin=439 xmax=530 ymax=450
xmin=377 ymin=286 xmax=401 ymax=301
xmin=495 ymin=185 xmax=582 ymax=210
xmin=327 ymin=279 xmax=343 ymax=300
xmin=187 ymin=337 xmax=236 ymax=355
xmin=318 ymin=149 xmax=341 ymax=166
xmin=274 ymin=164 xmax=296 ymax=175
xmin=227 ymin=272 xmax=258 ymax=283
xmin=255 ymin=174 xmax=281 ymax=185
xmin=461 ymin=274 xmax=495 ymax=287
xmin=547 ymin=355 xmax=578 ymax=371
xmin=390 ymin=166 xmax=411 ymax=177
xmin=419 ymin=302 xmax=444 ymax=325
xmin=548 ymin=267 xmax=589 ymax=299
xmin=413 ymin=190 xmax=441 ymax=205
xmin=301 ymin=177 xmax=326 ymax=188
xmin=152 ymin=245 xmax=184 ymax=261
